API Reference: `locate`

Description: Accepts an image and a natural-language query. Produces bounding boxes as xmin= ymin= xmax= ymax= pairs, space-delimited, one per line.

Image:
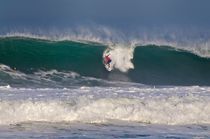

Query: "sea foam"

xmin=0 ymin=86 xmax=209 ymax=125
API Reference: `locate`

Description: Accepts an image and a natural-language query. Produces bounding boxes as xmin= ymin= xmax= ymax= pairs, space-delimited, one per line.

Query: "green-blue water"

xmin=0 ymin=37 xmax=210 ymax=86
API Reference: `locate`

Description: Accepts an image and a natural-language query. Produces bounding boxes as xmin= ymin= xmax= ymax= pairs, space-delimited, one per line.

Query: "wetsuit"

xmin=105 ymin=55 xmax=111 ymax=64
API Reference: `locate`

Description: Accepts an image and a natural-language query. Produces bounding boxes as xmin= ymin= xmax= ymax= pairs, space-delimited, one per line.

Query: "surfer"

xmin=104 ymin=54 xmax=112 ymax=67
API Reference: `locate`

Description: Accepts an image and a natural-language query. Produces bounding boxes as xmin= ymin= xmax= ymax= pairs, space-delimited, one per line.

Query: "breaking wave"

xmin=0 ymin=36 xmax=210 ymax=86
xmin=0 ymin=86 xmax=210 ymax=125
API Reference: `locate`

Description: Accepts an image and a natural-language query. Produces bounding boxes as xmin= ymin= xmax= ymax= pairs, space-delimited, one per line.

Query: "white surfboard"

xmin=104 ymin=63 xmax=112 ymax=71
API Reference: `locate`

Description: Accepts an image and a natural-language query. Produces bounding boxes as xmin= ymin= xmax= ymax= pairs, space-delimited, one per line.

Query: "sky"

xmin=0 ymin=0 xmax=210 ymax=31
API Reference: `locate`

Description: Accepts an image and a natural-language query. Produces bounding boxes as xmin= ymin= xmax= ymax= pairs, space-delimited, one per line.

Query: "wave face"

xmin=0 ymin=37 xmax=210 ymax=87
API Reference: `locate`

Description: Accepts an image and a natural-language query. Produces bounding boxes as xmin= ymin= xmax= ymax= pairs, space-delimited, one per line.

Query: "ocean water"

xmin=0 ymin=36 xmax=210 ymax=138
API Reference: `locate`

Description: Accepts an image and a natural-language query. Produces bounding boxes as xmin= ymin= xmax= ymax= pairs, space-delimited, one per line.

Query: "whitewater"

xmin=0 ymin=34 xmax=210 ymax=138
